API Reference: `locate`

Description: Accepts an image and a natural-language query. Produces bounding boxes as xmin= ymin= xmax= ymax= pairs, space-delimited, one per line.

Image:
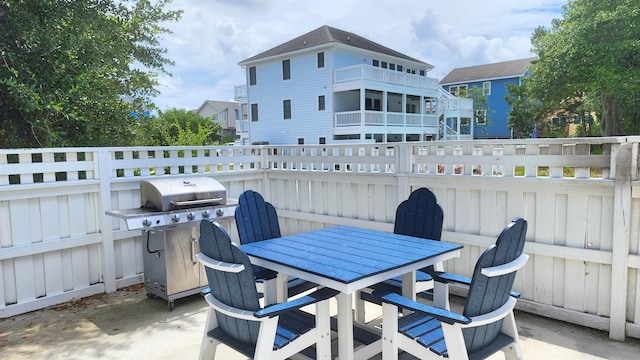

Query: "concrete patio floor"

xmin=1 ymin=284 xmax=640 ymax=359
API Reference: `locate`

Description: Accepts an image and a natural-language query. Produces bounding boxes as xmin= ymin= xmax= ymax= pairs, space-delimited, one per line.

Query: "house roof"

xmin=193 ymin=100 xmax=238 ymax=118
xmin=207 ymin=100 xmax=238 ymax=111
xmin=440 ymin=57 xmax=535 ymax=85
xmin=239 ymin=25 xmax=432 ymax=68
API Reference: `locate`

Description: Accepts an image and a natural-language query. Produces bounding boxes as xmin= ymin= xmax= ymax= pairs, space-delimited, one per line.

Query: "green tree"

xmin=136 ymin=108 xmax=222 ymax=146
xmin=0 ymin=0 xmax=182 ymax=148
xmin=455 ymin=86 xmax=489 ymax=137
xmin=505 ymin=82 xmax=540 ymax=138
xmin=528 ymin=0 xmax=640 ymax=136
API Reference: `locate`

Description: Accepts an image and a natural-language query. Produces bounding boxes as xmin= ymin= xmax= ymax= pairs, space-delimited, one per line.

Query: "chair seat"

xmin=398 ymin=312 xmax=448 ymax=355
xmin=205 ymin=309 xmax=316 ymax=356
xmin=388 ymin=269 xmax=433 ymax=284
xmin=273 ymin=310 xmax=317 ymax=350
xmin=254 ymin=265 xmax=278 ymax=281
xmin=397 ymin=311 xmax=515 ymax=359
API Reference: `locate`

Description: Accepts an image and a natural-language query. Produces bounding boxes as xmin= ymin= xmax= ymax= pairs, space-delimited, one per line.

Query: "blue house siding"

xmin=248 ymin=49 xmax=334 ymax=145
xmin=440 ymin=58 xmax=534 ymax=139
xmin=472 ymin=78 xmax=521 ymax=139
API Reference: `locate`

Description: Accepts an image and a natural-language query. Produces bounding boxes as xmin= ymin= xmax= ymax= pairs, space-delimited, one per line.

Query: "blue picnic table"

xmin=240 ymin=225 xmax=462 ymax=360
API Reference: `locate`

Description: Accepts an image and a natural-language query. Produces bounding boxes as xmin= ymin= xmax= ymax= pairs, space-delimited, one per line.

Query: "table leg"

xmin=336 ymin=292 xmax=354 ymax=360
xmin=276 ymin=273 xmax=289 ymax=303
xmin=401 ymin=271 xmax=417 ymax=300
xmin=401 ymin=271 xmax=417 ymax=316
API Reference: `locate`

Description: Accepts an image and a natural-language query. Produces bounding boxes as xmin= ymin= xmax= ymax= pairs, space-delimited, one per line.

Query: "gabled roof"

xmin=440 ymin=57 xmax=535 ymax=85
xmin=209 ymin=100 xmax=238 ymax=111
xmin=239 ymin=25 xmax=432 ymax=68
xmin=197 ymin=100 xmax=238 ymax=113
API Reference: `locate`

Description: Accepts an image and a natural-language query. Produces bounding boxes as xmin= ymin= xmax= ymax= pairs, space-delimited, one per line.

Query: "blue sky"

xmin=154 ymin=0 xmax=566 ymax=111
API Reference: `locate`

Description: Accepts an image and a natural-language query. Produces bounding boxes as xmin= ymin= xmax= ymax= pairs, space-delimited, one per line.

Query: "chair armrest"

xmin=481 ymin=253 xmax=529 ymax=277
xmin=204 ymin=293 xmax=263 ymax=321
xmin=196 ymin=253 xmax=244 ymax=273
xmin=372 ymin=290 xmax=470 ymax=325
xmin=432 ymin=271 xmax=521 ymax=298
xmin=461 ymin=297 xmax=517 ymax=328
xmin=432 ymin=271 xmax=471 ymax=285
xmin=255 ymin=287 xmax=339 ymax=318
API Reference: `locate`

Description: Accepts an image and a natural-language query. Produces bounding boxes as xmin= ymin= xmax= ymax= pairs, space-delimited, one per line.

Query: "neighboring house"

xmin=440 ymin=57 xmax=535 ymax=139
xmin=235 ymin=25 xmax=472 ymax=145
xmin=193 ymin=100 xmax=239 ymax=141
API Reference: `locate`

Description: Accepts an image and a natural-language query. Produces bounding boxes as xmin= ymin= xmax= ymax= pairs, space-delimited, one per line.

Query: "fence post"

xmin=97 ymin=149 xmax=117 ymax=293
xmin=609 ymin=141 xmax=633 ymax=340
xmin=397 ymin=143 xmax=411 ymax=202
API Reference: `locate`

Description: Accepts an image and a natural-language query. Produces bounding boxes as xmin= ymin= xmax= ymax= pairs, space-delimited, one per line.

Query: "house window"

xmin=381 ymin=61 xmax=388 ymax=69
xmin=249 ymin=66 xmax=257 ymax=86
xmin=318 ymin=95 xmax=325 ymax=111
xmin=298 ymin=138 xmax=304 ymax=145
xmin=483 ymin=81 xmax=491 ymax=95
xmin=450 ymin=85 xmax=468 ymax=96
xmin=397 ymin=65 xmax=403 ymax=72
xmin=319 ymin=137 xmax=326 ymax=144
xmin=283 ymin=99 xmax=291 ymax=119
xmin=251 ymin=103 xmax=259 ymax=122
xmin=317 ymin=52 xmax=325 ymax=68
xmin=475 ymin=109 xmax=487 ymax=124
xmin=419 ymin=69 xmax=425 ymax=76
xmin=372 ymin=59 xmax=379 ymax=67
xmin=389 ymin=63 xmax=396 ymax=70
xmin=282 ymin=59 xmax=290 ymax=80
xmin=365 ymin=98 xmax=381 ymax=111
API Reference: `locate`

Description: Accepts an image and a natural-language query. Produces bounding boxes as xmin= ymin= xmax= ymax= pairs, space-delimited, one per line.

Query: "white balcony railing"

xmin=335 ymin=64 xmax=440 ymax=90
xmin=234 ymin=85 xmax=247 ymax=100
xmin=235 ymin=119 xmax=249 ymax=133
xmin=335 ymin=111 xmax=438 ymax=129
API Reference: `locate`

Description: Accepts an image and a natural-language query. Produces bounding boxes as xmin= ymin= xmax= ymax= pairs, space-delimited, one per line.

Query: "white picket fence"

xmin=1 ymin=137 xmax=639 ymax=342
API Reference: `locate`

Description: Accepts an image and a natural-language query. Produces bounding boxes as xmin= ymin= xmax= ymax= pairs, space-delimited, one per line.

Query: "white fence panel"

xmin=1 ymin=139 xmax=640 ymax=342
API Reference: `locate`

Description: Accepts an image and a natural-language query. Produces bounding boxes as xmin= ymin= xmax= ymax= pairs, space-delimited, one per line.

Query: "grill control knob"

xmin=202 ymin=210 xmax=211 ymax=218
xmin=171 ymin=214 xmax=181 ymax=223
xmin=142 ymin=218 xmax=152 ymax=227
xmin=187 ymin=212 xmax=196 ymax=221
xmin=216 ymin=208 xmax=224 ymax=217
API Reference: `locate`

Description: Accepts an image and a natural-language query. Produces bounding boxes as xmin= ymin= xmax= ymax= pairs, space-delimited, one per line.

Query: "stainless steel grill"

xmin=106 ymin=177 xmax=237 ymax=310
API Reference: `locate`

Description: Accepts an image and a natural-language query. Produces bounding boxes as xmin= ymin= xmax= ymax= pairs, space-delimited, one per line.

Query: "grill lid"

xmin=140 ymin=177 xmax=226 ymax=211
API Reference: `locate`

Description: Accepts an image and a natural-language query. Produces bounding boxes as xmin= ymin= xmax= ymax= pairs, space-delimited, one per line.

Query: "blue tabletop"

xmin=240 ymin=225 xmax=462 ymax=285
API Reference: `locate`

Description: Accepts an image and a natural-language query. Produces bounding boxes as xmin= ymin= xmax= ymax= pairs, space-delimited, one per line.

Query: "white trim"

xmin=196 ymin=253 xmax=245 ymax=273
xmin=462 ymin=297 xmax=517 ymax=328
xmin=481 ymin=253 xmax=529 ymax=277
xmin=204 ymin=293 xmax=261 ymax=321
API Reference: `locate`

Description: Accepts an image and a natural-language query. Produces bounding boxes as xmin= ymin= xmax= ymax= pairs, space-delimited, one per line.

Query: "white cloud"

xmin=153 ymin=0 xmax=565 ymax=110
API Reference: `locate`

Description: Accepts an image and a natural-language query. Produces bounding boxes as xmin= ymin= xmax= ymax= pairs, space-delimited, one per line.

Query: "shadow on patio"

xmin=1 ymin=284 xmax=639 ymax=359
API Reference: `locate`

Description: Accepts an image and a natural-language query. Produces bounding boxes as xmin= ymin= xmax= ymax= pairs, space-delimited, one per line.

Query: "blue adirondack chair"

xmin=196 ymin=219 xmax=338 ymax=360
xmin=390 ymin=187 xmax=444 ymax=290
xmin=235 ymin=190 xmax=315 ymax=303
xmin=373 ymin=218 xmax=528 ymax=360
xmin=356 ymin=188 xmax=444 ymax=322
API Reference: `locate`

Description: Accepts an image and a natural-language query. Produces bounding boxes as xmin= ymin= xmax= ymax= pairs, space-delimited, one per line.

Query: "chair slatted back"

xmin=462 ymin=218 xmax=527 ymax=354
xmin=394 ymin=188 xmax=444 ymax=275
xmin=235 ymin=190 xmax=281 ymax=244
xmin=199 ymin=220 xmax=261 ymax=347
xmin=394 ymin=187 xmax=443 ymax=241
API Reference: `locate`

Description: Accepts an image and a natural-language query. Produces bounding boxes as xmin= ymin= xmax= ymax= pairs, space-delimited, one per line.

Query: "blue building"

xmin=440 ymin=57 xmax=534 ymax=139
xmin=235 ymin=25 xmax=472 ymax=145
